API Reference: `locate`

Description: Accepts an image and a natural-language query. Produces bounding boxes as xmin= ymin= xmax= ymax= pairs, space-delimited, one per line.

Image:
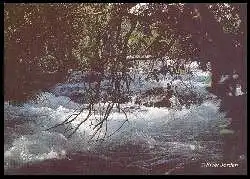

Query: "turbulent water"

xmin=4 ymin=62 xmax=231 ymax=174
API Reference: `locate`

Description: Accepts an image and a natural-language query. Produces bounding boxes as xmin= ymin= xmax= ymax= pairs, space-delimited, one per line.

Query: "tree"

xmin=4 ymin=3 xmax=77 ymax=101
xmin=4 ymin=4 xmax=246 ymax=144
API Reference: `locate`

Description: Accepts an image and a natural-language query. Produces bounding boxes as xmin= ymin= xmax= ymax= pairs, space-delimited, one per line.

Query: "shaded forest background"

xmin=4 ymin=3 xmax=247 ymax=159
xmin=4 ymin=3 xmax=246 ymax=101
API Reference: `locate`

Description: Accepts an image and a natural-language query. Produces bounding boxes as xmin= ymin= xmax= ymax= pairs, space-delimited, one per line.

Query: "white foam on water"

xmin=4 ymin=131 xmax=68 ymax=169
xmin=4 ymin=61 xmax=226 ymax=171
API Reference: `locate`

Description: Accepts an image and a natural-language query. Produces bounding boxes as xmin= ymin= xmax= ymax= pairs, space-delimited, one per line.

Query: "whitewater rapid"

xmin=4 ymin=62 xmax=228 ymax=173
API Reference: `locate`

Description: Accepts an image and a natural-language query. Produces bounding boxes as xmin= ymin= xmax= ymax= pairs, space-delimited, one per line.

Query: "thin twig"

xmin=45 ymin=105 xmax=87 ymax=131
xmin=107 ymin=118 xmax=128 ymax=138
xmin=68 ymin=105 xmax=93 ymax=138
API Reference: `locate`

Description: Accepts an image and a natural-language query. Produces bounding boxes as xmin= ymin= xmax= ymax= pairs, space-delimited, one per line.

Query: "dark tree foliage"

xmin=4 ymin=4 xmax=77 ymax=102
xmin=4 ymin=4 xmax=246 ymax=144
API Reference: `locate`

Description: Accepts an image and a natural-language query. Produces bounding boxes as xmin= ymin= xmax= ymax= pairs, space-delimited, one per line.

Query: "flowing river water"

xmin=4 ymin=62 xmax=244 ymax=175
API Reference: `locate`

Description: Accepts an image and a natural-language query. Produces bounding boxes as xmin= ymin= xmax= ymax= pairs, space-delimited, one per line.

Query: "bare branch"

xmin=68 ymin=104 xmax=93 ymax=138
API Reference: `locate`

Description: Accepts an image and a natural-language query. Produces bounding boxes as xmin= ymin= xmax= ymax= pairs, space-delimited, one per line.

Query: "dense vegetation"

xmin=4 ymin=3 xmax=247 ymax=164
xmin=5 ymin=3 xmax=246 ymax=100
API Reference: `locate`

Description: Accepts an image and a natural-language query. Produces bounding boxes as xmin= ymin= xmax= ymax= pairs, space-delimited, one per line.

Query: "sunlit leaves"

xmin=208 ymin=3 xmax=241 ymax=35
xmin=4 ymin=3 xmax=246 ymax=102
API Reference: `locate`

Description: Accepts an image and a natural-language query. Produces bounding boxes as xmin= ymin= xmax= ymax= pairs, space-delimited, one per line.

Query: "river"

xmin=4 ymin=62 xmax=243 ymax=174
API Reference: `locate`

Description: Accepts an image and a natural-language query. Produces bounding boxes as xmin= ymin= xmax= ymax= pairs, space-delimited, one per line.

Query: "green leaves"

xmin=4 ymin=3 xmax=246 ymax=104
xmin=220 ymin=128 xmax=235 ymax=135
